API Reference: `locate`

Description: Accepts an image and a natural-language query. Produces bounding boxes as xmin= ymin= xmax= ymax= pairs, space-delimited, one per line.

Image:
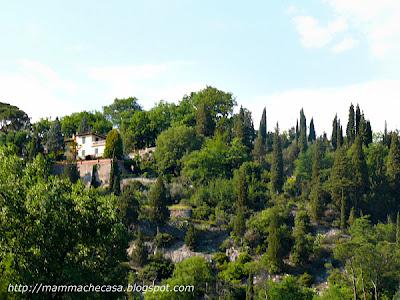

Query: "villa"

xmin=75 ymin=132 xmax=106 ymax=159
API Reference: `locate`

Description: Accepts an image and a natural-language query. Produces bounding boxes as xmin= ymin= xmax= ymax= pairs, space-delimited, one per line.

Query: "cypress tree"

xmin=233 ymin=206 xmax=246 ymax=245
xmin=299 ymin=109 xmax=307 ymax=152
xmin=233 ymin=106 xmax=245 ymax=142
xmin=340 ymin=188 xmax=347 ymax=229
xmin=296 ymin=119 xmax=300 ymax=144
xmin=396 ymin=212 xmax=400 ymax=245
xmin=131 ymin=230 xmax=147 ymax=267
xmin=64 ymin=160 xmax=80 ymax=183
xmin=292 ymin=211 xmax=312 ymax=266
xmin=271 ymin=124 xmax=284 ymax=194
xmin=351 ymin=136 xmax=368 ymax=210
xmin=90 ymin=165 xmax=100 ymax=188
xmin=46 ymin=117 xmax=64 ymax=157
xmin=310 ymin=140 xmax=324 ymax=222
xmin=337 ymin=123 xmax=344 ymax=148
xmin=237 ymin=167 xmax=249 ymax=208
xmin=355 ymin=104 xmax=361 ymax=135
xmin=148 ymin=176 xmax=169 ymax=228
xmin=330 ymin=146 xmax=352 ymax=208
xmin=266 ymin=212 xmax=283 ymax=273
xmin=348 ymin=206 xmax=356 ymax=226
xmin=185 ymin=223 xmax=197 ymax=251
xmin=365 ymin=121 xmax=372 ymax=146
xmin=308 ymin=118 xmax=316 ymax=143
xmin=112 ymin=160 xmax=121 ymax=195
xmin=252 ymin=133 xmax=265 ymax=163
xmin=196 ymin=102 xmax=214 ymax=137
xmin=387 ymin=133 xmax=400 ymax=193
xmin=259 ymin=107 xmax=267 ymax=145
xmin=331 ymin=115 xmax=338 ymax=150
xmin=346 ymin=103 xmax=355 ymax=145
xmin=383 ymin=121 xmax=389 ymax=147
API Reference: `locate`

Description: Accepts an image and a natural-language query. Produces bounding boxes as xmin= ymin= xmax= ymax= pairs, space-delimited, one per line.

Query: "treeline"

xmin=2 ymin=87 xmax=400 ymax=299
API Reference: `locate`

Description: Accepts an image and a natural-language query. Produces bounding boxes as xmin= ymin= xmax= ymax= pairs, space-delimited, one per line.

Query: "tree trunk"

xmin=360 ymin=268 xmax=366 ymax=300
xmin=371 ymin=280 xmax=378 ymax=300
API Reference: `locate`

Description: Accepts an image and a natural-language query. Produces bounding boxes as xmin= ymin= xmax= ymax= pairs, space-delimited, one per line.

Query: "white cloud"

xmin=332 ymin=37 xmax=359 ymax=53
xmin=292 ymin=15 xmax=347 ymax=48
xmin=248 ymin=80 xmax=400 ymax=134
xmin=0 ymin=60 xmax=78 ymax=121
xmin=291 ymin=1 xmax=400 ymax=58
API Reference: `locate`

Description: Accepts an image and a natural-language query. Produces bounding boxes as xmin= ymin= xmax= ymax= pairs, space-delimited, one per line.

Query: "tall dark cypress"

xmin=331 ymin=114 xmax=338 ymax=150
xmin=259 ymin=107 xmax=267 ymax=145
xmin=383 ymin=121 xmax=389 ymax=147
xmin=355 ymin=104 xmax=361 ymax=135
xmin=308 ymin=118 xmax=316 ymax=143
xmin=299 ymin=109 xmax=307 ymax=152
xmin=295 ymin=119 xmax=300 ymax=144
xmin=351 ymin=136 xmax=368 ymax=210
xmin=365 ymin=121 xmax=372 ymax=146
xmin=196 ymin=102 xmax=214 ymax=137
xmin=387 ymin=133 xmax=400 ymax=192
xmin=337 ymin=122 xmax=344 ymax=148
xmin=271 ymin=124 xmax=284 ymax=193
xmin=346 ymin=103 xmax=355 ymax=144
xmin=310 ymin=140 xmax=324 ymax=221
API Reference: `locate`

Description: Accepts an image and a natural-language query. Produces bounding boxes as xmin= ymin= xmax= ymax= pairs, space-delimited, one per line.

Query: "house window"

xmin=95 ymin=148 xmax=98 ymax=155
xmin=82 ymin=137 xmax=86 ymax=144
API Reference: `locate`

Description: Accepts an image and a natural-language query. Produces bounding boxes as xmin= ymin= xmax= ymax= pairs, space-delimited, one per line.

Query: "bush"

xmin=154 ymin=233 xmax=175 ymax=248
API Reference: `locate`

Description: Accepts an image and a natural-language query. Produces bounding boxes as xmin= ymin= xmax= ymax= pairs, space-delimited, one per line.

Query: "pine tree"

xmin=148 ymin=176 xmax=169 ymax=228
xmin=196 ymin=102 xmax=214 ymax=137
xmin=355 ymin=104 xmax=361 ymax=135
xmin=234 ymin=106 xmax=255 ymax=148
xmin=131 ymin=230 xmax=147 ymax=267
xmin=331 ymin=115 xmax=338 ymax=150
xmin=246 ymin=273 xmax=254 ymax=300
xmin=185 ymin=223 xmax=197 ymax=251
xmin=308 ymin=118 xmax=316 ymax=143
xmin=271 ymin=124 xmax=284 ymax=194
xmin=46 ymin=117 xmax=64 ymax=157
xmin=299 ymin=109 xmax=307 ymax=152
xmin=346 ymin=104 xmax=355 ymax=145
xmin=233 ymin=106 xmax=245 ymax=142
xmin=266 ymin=212 xmax=283 ymax=273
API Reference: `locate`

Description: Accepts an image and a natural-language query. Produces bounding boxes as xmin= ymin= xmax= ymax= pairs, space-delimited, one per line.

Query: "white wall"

xmin=76 ymin=134 xmax=105 ymax=159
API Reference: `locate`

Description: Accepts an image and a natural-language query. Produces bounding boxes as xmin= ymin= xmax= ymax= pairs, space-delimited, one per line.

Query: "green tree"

xmin=0 ymin=102 xmax=30 ymax=133
xmin=131 ymin=230 xmax=148 ymax=267
xmin=45 ymin=117 xmax=64 ymax=158
xmin=117 ymin=182 xmax=140 ymax=227
xmin=195 ymin=102 xmax=215 ymax=137
xmin=308 ymin=118 xmax=316 ymax=143
xmin=331 ymin=114 xmax=338 ymax=150
xmin=259 ymin=107 xmax=267 ymax=144
xmin=155 ymin=125 xmax=200 ymax=175
xmin=103 ymin=129 xmax=123 ymax=159
xmin=185 ymin=223 xmax=197 ymax=251
xmin=292 ymin=211 xmax=313 ymax=266
xmin=78 ymin=115 xmax=89 ymax=133
xmin=386 ymin=132 xmax=400 ymax=189
xmin=121 ymin=110 xmax=152 ymax=152
xmin=103 ymin=97 xmax=142 ymax=127
xmin=233 ymin=206 xmax=246 ymax=244
xmin=299 ymin=108 xmax=307 ymax=153
xmin=233 ymin=106 xmax=255 ymax=148
xmin=266 ymin=211 xmax=284 ymax=273
xmin=246 ymin=273 xmax=254 ymax=300
xmin=355 ymin=104 xmax=361 ymax=135
xmin=271 ymin=124 xmax=284 ymax=194
xmin=63 ymin=160 xmax=80 ymax=183
xmin=351 ymin=136 xmax=368 ymax=211
xmin=148 ymin=177 xmax=169 ymax=228
xmin=346 ymin=103 xmax=355 ymax=145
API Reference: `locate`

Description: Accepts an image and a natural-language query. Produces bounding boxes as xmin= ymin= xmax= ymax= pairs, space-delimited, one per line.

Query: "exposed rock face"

xmin=162 ymin=242 xmax=213 ymax=264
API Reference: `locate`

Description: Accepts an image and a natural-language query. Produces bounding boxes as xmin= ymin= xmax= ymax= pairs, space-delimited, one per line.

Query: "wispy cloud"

xmin=332 ymin=37 xmax=359 ymax=53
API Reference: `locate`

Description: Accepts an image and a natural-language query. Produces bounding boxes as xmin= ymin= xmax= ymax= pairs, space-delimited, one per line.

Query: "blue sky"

xmin=1 ymin=0 xmax=400 ymax=133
